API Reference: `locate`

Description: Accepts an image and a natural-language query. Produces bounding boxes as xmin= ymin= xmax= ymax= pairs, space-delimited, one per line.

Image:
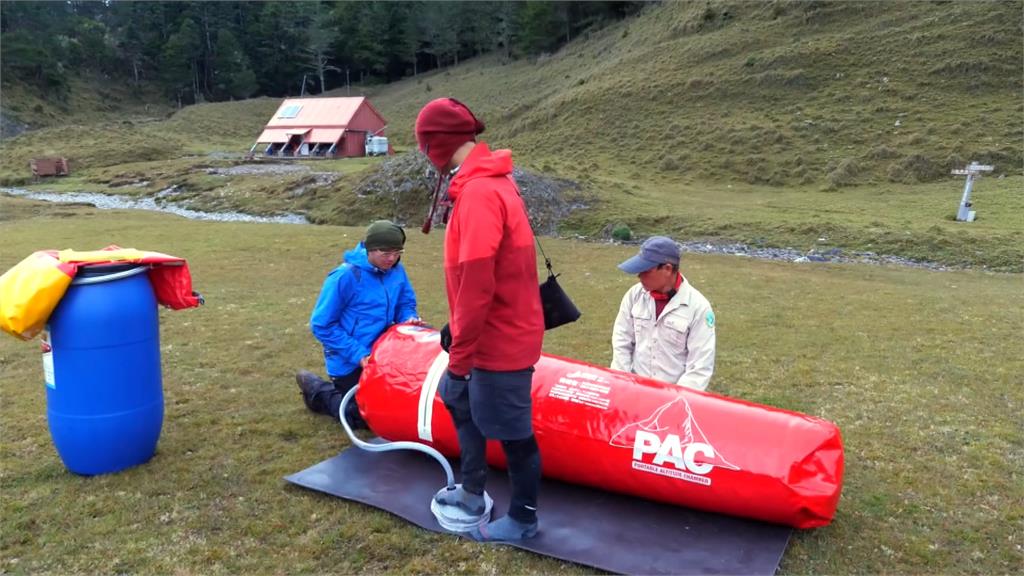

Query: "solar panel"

xmin=278 ymin=105 xmax=302 ymax=119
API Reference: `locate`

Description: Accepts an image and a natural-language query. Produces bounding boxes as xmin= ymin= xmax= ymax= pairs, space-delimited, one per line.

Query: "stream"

xmin=1 ymin=187 xmax=308 ymax=225
xmin=2 ymin=187 xmax=967 ymax=271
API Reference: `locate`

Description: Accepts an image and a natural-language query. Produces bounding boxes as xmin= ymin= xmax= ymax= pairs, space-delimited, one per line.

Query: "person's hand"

xmin=405 ymin=316 xmax=427 ymax=326
xmin=360 ymin=355 xmax=370 ymax=368
xmin=446 ymin=369 xmax=469 ymax=382
xmin=439 ymin=323 xmax=452 ymax=353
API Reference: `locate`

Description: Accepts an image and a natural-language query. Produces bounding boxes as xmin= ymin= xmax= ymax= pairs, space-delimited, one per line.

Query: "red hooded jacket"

xmin=444 ymin=143 xmax=544 ymax=375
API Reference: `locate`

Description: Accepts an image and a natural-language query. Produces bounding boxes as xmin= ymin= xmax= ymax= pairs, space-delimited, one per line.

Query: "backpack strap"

xmin=340 ymin=262 xmax=361 ymax=282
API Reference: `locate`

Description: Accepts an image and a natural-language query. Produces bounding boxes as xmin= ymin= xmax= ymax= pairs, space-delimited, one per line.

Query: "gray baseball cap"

xmin=618 ymin=236 xmax=681 ymax=274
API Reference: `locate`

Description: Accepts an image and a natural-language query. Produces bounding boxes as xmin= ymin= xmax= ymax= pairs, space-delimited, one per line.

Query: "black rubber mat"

xmin=285 ymin=445 xmax=792 ymax=575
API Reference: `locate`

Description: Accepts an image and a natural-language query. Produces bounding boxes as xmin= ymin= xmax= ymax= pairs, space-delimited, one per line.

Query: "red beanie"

xmin=415 ymin=98 xmax=486 ymax=169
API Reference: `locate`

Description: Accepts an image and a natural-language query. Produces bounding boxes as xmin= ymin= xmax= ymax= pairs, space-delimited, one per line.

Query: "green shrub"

xmin=611 ymin=224 xmax=633 ymax=241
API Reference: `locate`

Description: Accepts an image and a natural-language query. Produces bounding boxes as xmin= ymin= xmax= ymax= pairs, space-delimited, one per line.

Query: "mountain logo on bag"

xmin=609 ymin=397 xmax=739 ymax=486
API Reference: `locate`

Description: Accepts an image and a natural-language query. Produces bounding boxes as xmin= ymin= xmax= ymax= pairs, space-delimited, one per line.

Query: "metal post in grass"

xmin=951 ymin=161 xmax=993 ymax=222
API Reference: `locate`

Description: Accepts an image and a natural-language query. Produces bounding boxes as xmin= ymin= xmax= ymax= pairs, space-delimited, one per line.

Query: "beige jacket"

xmin=611 ymin=279 xmax=716 ymax=391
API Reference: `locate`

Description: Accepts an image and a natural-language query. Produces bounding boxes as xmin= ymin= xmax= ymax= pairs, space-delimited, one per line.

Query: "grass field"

xmin=1 ymin=2 xmax=1021 ymax=570
xmin=1 ymin=196 xmax=1021 ymax=574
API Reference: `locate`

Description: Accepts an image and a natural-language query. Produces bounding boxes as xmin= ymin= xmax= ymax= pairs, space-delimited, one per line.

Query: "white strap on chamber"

xmin=417 ymin=350 xmax=449 ymax=442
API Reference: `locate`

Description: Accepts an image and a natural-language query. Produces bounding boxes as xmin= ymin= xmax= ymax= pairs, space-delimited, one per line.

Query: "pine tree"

xmin=303 ymin=3 xmax=338 ymax=94
xmin=161 ymin=18 xmax=203 ymax=106
xmin=385 ymin=2 xmax=420 ymax=79
xmin=493 ymin=1 xmax=518 ymax=62
xmin=212 ymin=29 xmax=257 ymax=100
xmin=518 ymin=0 xmax=559 ymax=56
xmin=248 ymin=2 xmax=307 ymax=96
xmin=420 ymin=2 xmax=459 ymax=69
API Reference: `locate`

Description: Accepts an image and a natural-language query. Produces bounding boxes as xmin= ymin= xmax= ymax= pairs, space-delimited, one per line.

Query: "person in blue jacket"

xmin=296 ymin=220 xmax=420 ymax=429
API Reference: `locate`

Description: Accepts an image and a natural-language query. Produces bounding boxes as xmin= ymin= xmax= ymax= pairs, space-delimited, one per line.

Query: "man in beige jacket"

xmin=611 ymin=236 xmax=716 ymax=391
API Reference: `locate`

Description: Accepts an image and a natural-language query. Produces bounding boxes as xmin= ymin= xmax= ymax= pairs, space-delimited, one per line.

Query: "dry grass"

xmin=1 ymin=196 xmax=1021 ymax=574
xmin=367 ymin=1 xmax=1022 ymax=186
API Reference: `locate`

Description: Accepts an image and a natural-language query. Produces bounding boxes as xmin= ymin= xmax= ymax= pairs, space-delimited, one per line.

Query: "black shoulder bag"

xmin=535 ymin=237 xmax=581 ymax=330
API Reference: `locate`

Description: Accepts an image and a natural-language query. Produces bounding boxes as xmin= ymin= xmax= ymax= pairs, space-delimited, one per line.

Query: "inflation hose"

xmin=338 ymin=384 xmax=456 ymax=490
xmin=337 ymin=384 xmax=494 ymax=532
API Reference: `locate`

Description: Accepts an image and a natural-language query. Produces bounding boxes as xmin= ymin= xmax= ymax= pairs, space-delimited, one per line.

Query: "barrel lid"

xmin=76 ymin=263 xmax=142 ymax=277
xmin=72 ymin=263 xmax=149 ymax=285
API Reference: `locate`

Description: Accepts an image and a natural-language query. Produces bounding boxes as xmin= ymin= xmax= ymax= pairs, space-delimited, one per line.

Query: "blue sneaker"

xmin=469 ymin=515 xmax=539 ymax=541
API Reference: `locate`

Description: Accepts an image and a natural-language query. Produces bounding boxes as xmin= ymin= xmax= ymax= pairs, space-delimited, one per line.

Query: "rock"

xmin=351 ymin=152 xmax=587 ymax=235
xmin=0 ymin=111 xmax=29 ymax=139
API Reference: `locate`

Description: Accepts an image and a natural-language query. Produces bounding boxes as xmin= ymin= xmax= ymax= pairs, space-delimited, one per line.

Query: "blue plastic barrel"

xmin=44 ymin=264 xmax=163 ymax=475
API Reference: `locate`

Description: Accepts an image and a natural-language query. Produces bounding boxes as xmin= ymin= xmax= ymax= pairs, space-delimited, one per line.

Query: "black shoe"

xmin=343 ymin=402 xmax=369 ymax=430
xmin=296 ymin=370 xmax=331 ymax=413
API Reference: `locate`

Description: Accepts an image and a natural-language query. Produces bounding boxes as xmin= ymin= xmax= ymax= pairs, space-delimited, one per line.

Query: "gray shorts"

xmin=440 ymin=367 xmax=535 ymax=441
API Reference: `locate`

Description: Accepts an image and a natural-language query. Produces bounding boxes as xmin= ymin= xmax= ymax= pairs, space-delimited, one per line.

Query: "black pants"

xmin=312 ymin=369 xmax=367 ymax=429
xmin=439 ymin=369 xmax=541 ymax=524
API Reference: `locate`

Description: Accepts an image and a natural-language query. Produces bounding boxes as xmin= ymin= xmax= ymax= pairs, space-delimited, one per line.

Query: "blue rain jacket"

xmin=310 ymin=243 xmax=418 ymax=377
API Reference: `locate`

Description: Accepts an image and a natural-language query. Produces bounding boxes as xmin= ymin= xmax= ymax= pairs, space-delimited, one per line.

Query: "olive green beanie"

xmin=364 ymin=220 xmax=406 ymax=251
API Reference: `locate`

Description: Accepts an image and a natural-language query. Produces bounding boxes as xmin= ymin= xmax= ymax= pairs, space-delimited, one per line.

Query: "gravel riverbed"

xmin=2 ymin=187 xmax=964 ymax=271
xmin=1 ymin=187 xmax=308 ymax=224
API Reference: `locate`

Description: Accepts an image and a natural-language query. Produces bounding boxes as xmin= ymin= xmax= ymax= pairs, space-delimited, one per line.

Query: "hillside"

xmin=1 ymin=0 xmax=1021 ymax=270
xmin=369 ymin=1 xmax=1021 ymax=186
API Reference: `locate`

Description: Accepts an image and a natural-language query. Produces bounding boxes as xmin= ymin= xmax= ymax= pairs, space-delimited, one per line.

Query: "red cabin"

xmin=252 ymin=97 xmax=390 ymax=158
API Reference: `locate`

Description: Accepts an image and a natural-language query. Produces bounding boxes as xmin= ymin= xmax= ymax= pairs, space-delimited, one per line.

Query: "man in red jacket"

xmin=416 ymin=98 xmax=545 ymax=541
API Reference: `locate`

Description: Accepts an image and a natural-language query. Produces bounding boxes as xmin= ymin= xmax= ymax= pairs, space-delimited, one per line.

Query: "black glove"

xmin=439 ymin=323 xmax=452 ymax=353
xmin=446 ymin=369 xmax=470 ymax=382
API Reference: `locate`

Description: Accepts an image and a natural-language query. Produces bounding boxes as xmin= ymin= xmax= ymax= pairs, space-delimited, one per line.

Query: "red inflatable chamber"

xmin=357 ymin=325 xmax=844 ymax=529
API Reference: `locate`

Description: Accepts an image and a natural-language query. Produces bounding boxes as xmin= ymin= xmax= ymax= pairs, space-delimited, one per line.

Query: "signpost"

xmin=951 ymin=161 xmax=994 ymax=222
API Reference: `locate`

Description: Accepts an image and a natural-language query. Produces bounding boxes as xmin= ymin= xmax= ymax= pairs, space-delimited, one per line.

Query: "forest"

xmin=1 ymin=1 xmax=645 ymax=106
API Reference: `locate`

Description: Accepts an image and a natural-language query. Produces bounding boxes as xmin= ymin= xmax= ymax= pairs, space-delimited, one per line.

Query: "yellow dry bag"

xmin=0 ymin=251 xmax=75 ymax=340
